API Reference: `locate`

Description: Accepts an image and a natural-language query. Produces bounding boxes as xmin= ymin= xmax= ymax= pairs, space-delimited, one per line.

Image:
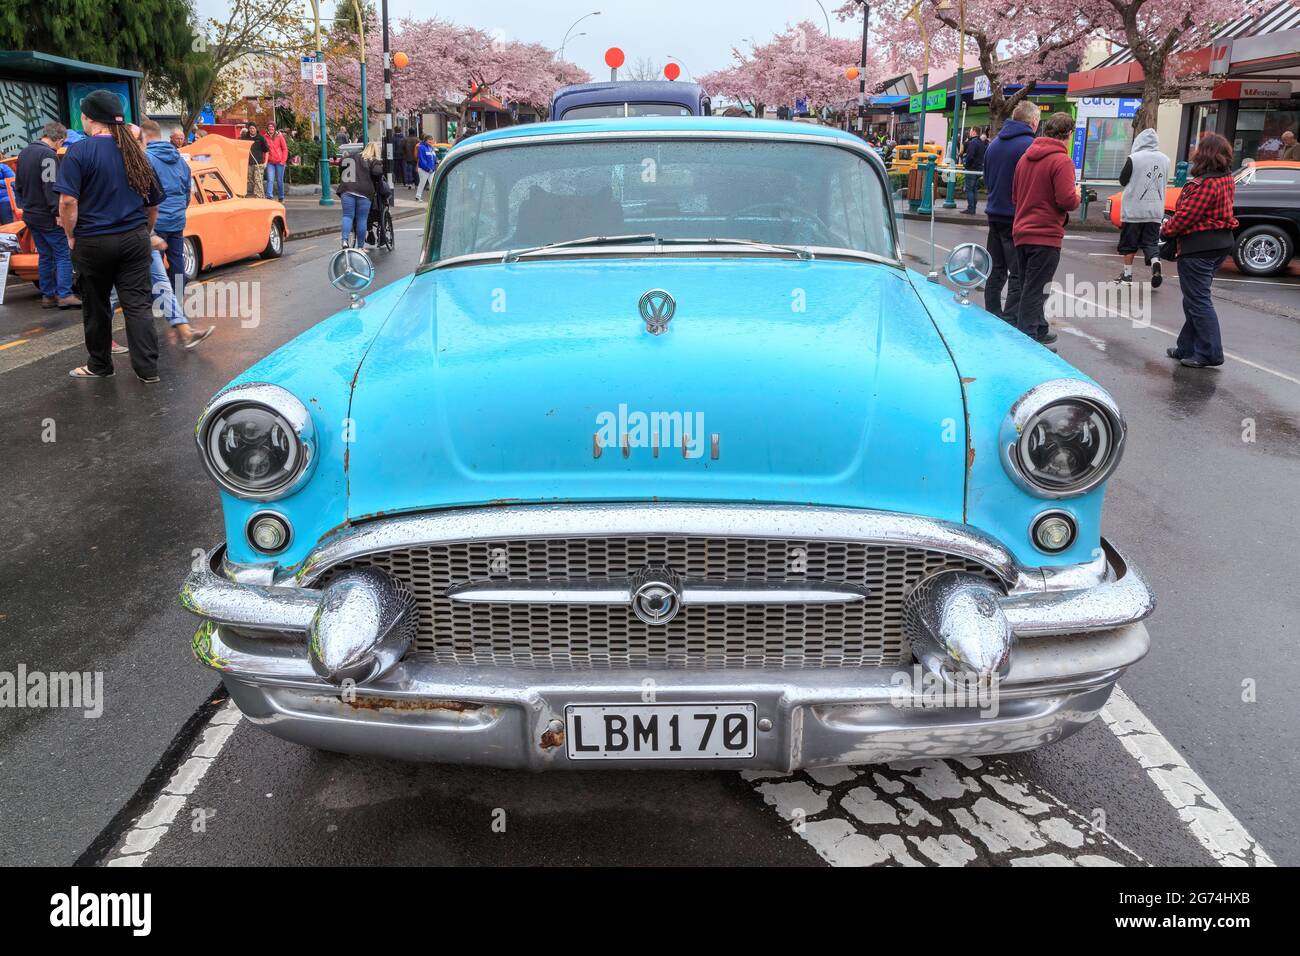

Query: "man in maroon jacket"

xmin=1011 ymin=112 xmax=1081 ymax=345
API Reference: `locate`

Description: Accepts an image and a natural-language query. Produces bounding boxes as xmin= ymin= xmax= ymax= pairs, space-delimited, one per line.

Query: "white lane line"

xmin=743 ymin=756 xmax=1142 ymax=866
xmin=1064 ymin=235 xmax=1117 ymax=242
xmin=1101 ymin=687 xmax=1274 ymax=867
xmin=920 ymin=237 xmax=1300 ymax=386
xmin=105 ymin=701 xmax=244 ymax=867
xmin=1055 ymin=288 xmax=1300 ymax=385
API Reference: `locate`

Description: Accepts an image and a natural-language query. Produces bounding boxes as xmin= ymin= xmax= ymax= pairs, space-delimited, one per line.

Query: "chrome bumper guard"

xmin=180 ymin=505 xmax=1154 ymax=768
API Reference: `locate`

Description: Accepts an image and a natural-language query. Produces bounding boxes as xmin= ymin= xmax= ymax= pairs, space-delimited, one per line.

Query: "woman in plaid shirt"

xmin=1161 ymin=133 xmax=1238 ymax=368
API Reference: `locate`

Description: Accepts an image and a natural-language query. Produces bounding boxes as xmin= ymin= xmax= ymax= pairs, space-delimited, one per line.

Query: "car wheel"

xmin=1234 ymin=225 xmax=1293 ymax=277
xmin=182 ymin=236 xmax=200 ymax=283
xmin=261 ymin=220 xmax=284 ymax=259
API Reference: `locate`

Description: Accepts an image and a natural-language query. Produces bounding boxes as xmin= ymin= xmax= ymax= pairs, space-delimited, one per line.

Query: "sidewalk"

xmin=280 ymin=193 xmax=427 ymax=241
xmin=898 ymin=195 xmax=1118 ymax=232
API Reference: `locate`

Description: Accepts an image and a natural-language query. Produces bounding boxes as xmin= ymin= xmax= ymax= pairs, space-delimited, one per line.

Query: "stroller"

xmin=365 ymin=187 xmax=395 ymax=252
xmin=337 ymin=142 xmax=396 ymax=252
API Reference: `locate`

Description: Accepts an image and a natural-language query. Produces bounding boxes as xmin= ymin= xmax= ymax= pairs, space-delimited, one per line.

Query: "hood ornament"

xmin=639 ymin=288 xmax=675 ymax=335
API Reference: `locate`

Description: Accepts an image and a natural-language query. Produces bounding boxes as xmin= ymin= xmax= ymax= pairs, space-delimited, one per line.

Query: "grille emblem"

xmin=638 ymin=288 xmax=675 ymax=335
xmin=630 ymin=566 xmax=682 ymax=626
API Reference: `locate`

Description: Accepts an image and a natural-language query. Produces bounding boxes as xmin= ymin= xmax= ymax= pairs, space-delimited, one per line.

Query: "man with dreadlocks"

xmin=56 ymin=90 xmax=165 ymax=383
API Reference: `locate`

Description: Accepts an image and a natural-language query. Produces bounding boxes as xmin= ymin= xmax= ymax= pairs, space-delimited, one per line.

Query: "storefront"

xmin=1072 ymin=96 xmax=1144 ymax=180
xmin=1067 ymin=3 xmax=1300 ymax=166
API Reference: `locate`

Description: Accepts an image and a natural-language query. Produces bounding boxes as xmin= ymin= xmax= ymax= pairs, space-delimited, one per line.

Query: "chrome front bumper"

xmin=180 ymin=505 xmax=1154 ymax=769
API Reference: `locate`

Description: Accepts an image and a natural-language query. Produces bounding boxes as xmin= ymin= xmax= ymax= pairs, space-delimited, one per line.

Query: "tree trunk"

xmin=1134 ymin=64 xmax=1163 ymax=134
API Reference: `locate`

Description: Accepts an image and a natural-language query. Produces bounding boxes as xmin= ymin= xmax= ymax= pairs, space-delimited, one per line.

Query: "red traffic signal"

xmin=664 ymin=62 xmax=681 ymax=81
xmin=605 ymin=47 xmax=625 ymax=69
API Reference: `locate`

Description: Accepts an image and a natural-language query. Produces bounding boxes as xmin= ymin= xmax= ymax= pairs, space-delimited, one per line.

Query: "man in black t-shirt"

xmin=55 ymin=90 xmax=165 ymax=382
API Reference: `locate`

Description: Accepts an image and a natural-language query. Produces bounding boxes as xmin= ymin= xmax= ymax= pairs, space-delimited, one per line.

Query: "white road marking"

xmin=1055 ymin=287 xmax=1300 ymax=385
xmin=1087 ymin=252 xmax=1125 ymax=258
xmin=1064 ymin=235 xmax=1117 ymax=242
xmin=743 ymin=756 xmax=1141 ymax=866
xmin=922 ymin=237 xmax=1300 ymax=386
xmin=105 ymin=701 xmax=244 ymax=866
xmin=1101 ymin=687 xmax=1274 ymax=867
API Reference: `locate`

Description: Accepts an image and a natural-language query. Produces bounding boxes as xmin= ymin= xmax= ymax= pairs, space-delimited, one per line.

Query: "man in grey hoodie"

xmin=1117 ymin=127 xmax=1170 ymax=287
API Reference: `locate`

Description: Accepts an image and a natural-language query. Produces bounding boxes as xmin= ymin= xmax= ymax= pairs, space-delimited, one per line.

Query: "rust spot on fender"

xmin=960 ymin=376 xmax=976 ymax=385
xmin=540 ymin=727 xmax=565 ymax=750
xmin=967 ymin=446 xmax=976 ymax=467
xmin=345 ymin=696 xmax=483 ymax=713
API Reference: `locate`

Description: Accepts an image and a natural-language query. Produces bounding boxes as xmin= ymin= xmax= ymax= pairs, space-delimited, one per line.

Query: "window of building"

xmin=1234 ymin=100 xmax=1300 ymax=163
xmin=1082 ymin=117 xmax=1130 ymax=180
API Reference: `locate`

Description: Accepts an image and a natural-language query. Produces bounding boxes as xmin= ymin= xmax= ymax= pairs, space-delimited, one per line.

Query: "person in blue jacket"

xmin=0 ymin=155 xmax=15 ymax=225
xmin=139 ymin=118 xmax=212 ymax=348
xmin=981 ymin=100 xmax=1040 ymax=320
xmin=415 ymin=134 xmax=438 ymax=202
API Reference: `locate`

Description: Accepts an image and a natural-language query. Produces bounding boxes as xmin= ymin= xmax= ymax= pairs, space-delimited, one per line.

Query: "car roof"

xmin=465 ymin=116 xmax=869 ymax=149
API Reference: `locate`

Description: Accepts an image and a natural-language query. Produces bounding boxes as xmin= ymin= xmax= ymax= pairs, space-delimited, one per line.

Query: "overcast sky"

xmin=197 ymin=0 xmax=872 ymax=80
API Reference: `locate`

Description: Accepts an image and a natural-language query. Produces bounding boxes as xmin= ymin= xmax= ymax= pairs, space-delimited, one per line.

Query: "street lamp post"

xmin=381 ymin=0 xmax=393 ymax=190
xmin=941 ymin=0 xmax=967 ymax=210
xmin=813 ymin=0 xmax=832 ymax=35
xmin=307 ymin=0 xmax=333 ymax=205
xmin=560 ymin=11 xmax=600 ymax=61
xmin=350 ymin=0 xmax=368 ymax=146
xmin=856 ymin=2 xmax=870 ymax=133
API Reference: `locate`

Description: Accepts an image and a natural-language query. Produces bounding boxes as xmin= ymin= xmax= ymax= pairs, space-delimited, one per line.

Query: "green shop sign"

xmin=908 ymin=88 xmax=947 ymax=113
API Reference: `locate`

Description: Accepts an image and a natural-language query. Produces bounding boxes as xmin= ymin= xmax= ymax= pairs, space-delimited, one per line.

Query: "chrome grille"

xmin=317 ymin=536 xmax=1000 ymax=669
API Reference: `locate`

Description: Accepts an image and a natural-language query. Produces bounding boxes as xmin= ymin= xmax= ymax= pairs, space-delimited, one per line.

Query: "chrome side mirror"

xmin=943 ymin=242 xmax=993 ymax=306
xmin=328 ymin=248 xmax=375 ymax=310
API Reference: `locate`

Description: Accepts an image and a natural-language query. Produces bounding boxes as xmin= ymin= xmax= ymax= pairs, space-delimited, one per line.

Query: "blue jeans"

xmin=110 ymin=250 xmax=186 ymax=325
xmin=0 ymin=203 xmax=12 ymax=225
xmin=265 ymin=163 xmax=286 ymax=201
xmin=31 ymin=224 xmax=74 ymax=298
xmin=1175 ymin=254 xmax=1226 ymax=364
xmin=965 ymin=175 xmax=979 ymax=212
xmin=341 ymin=193 xmax=371 ymax=247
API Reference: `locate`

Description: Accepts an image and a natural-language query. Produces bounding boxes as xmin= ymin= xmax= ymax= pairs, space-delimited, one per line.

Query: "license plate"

xmin=564 ymin=703 xmax=756 ymax=760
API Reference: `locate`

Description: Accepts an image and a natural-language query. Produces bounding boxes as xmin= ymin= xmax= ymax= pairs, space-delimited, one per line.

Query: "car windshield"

xmin=427 ymin=137 xmax=896 ymax=264
xmin=562 ymin=103 xmax=693 ymax=119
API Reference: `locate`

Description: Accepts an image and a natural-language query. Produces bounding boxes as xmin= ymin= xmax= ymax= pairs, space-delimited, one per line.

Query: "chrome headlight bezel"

xmin=999 ymin=380 xmax=1126 ymax=498
xmin=195 ymin=383 xmax=316 ymax=501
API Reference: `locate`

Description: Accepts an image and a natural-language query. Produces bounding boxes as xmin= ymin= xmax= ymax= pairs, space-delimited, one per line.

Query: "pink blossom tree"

xmin=259 ymin=15 xmax=588 ymax=134
xmin=858 ymin=0 xmax=1091 ymax=134
xmin=1082 ymin=0 xmax=1283 ymax=131
xmin=700 ymin=21 xmax=897 ymax=118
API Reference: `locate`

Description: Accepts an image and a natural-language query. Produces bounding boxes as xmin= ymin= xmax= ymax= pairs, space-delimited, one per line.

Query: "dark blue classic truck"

xmin=550 ymin=80 xmax=712 ymax=120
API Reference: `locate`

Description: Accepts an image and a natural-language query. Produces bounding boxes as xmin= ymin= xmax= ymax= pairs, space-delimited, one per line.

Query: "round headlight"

xmin=1018 ymin=402 xmax=1114 ymax=492
xmin=1001 ymin=381 xmax=1125 ymax=498
xmin=196 ymin=384 xmax=314 ymax=500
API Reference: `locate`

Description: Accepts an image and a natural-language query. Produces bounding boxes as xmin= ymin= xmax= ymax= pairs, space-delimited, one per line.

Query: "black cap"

xmin=81 ymin=89 xmax=126 ymax=125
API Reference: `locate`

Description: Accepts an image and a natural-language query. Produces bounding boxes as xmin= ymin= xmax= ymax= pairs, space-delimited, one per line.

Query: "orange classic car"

xmin=1 ymin=134 xmax=287 ymax=287
xmin=1106 ymin=160 xmax=1300 ymax=277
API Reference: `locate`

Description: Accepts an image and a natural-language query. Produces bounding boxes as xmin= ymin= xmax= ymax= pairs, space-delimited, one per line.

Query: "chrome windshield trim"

xmin=290 ymin=503 xmax=1025 ymax=589
xmin=429 ymin=245 xmax=902 ymax=271
xmin=446 ymin=579 xmax=870 ymax=606
xmin=426 ymin=128 xmax=902 ymax=267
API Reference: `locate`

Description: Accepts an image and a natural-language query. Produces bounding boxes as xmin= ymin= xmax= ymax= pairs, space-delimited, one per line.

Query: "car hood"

xmin=344 ymin=257 xmax=968 ymax=524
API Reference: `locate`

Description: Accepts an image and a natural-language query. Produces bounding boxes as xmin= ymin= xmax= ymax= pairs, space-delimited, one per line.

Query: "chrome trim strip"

xmin=445 ymin=579 xmax=870 ymax=606
xmin=424 ymin=128 xmax=902 ymax=267
xmin=428 ymin=245 xmax=902 ymax=271
xmin=1000 ymin=543 xmax=1155 ymax=637
xmin=295 ymin=503 xmax=1026 ymax=589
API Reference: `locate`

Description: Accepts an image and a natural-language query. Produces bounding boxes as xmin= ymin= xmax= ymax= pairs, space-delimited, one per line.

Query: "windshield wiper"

xmin=503 ymin=233 xmax=658 ymax=263
xmin=659 ymin=237 xmax=815 ymax=260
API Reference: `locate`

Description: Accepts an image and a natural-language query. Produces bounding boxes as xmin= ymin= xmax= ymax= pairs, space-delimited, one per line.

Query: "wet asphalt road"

xmin=0 ymin=216 xmax=1295 ymax=866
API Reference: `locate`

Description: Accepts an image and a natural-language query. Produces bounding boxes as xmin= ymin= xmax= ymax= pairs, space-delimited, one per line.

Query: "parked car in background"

xmin=1106 ymin=160 xmax=1300 ymax=276
xmin=0 ymin=137 xmax=285 ymax=287
xmin=888 ymin=141 xmax=945 ymax=175
xmin=181 ymin=116 xmax=1153 ymax=769
xmin=550 ymin=80 xmax=711 ymax=119
xmin=180 ymin=161 xmax=286 ymax=282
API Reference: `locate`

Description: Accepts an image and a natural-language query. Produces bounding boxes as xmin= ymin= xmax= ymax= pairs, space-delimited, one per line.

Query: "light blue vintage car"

xmin=181 ymin=117 xmax=1154 ymax=769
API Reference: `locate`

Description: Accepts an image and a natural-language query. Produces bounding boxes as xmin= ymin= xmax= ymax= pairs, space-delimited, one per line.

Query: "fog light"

xmin=1031 ymin=511 xmax=1076 ymax=553
xmin=247 ymin=512 xmax=291 ymax=554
